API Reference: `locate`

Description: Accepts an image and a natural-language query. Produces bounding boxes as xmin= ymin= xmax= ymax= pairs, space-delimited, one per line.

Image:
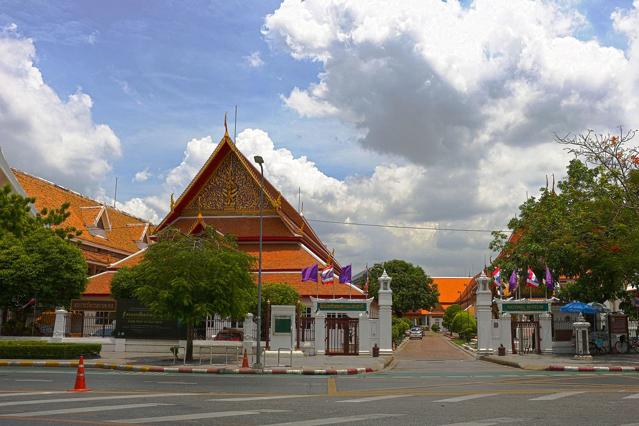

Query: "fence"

xmin=1 ymin=308 xmax=55 ymax=337
xmin=205 ymin=315 xmax=244 ymax=340
xmin=296 ymin=316 xmax=315 ymax=349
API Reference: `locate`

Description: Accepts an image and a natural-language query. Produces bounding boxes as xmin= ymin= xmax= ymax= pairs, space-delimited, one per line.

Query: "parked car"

xmin=213 ymin=328 xmax=243 ymax=341
xmin=409 ymin=327 xmax=423 ymax=339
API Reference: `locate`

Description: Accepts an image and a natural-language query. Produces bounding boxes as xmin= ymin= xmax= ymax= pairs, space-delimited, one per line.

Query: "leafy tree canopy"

xmin=114 ymin=227 xmax=255 ymax=360
xmin=0 ymin=185 xmax=86 ymax=310
xmin=443 ymin=304 xmax=462 ymax=331
xmin=451 ymin=311 xmax=477 ymax=340
xmin=366 ymin=260 xmax=439 ymax=315
xmin=260 ymin=282 xmax=299 ymax=309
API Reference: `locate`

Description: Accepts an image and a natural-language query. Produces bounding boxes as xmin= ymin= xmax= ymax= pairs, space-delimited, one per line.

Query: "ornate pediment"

xmin=183 ymin=152 xmax=272 ymax=215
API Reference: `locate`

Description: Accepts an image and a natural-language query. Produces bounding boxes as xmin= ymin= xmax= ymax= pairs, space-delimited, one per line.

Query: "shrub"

xmin=431 ymin=323 xmax=440 ymax=332
xmin=421 ymin=325 xmax=430 ymax=331
xmin=0 ymin=341 xmax=101 ymax=359
xmin=392 ymin=316 xmax=411 ymax=345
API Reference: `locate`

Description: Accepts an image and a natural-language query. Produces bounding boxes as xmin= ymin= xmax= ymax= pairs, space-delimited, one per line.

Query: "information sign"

xmin=317 ymin=302 xmax=367 ymax=312
xmin=71 ymin=299 xmax=117 ymax=312
xmin=501 ymin=302 xmax=550 ymax=313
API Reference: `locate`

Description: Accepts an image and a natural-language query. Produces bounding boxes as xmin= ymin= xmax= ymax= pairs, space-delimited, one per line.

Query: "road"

xmin=1 ymin=334 xmax=639 ymax=425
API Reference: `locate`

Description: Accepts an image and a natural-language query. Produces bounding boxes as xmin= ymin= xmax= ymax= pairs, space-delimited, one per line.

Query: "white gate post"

xmin=315 ymin=312 xmax=326 ymax=355
xmin=358 ymin=312 xmax=371 ymax=355
xmin=475 ymin=271 xmax=494 ymax=355
xmin=378 ymin=270 xmax=393 ymax=355
xmin=52 ymin=307 xmax=68 ymax=341
xmin=499 ymin=313 xmax=513 ymax=353
xmin=539 ymin=312 xmax=553 ymax=354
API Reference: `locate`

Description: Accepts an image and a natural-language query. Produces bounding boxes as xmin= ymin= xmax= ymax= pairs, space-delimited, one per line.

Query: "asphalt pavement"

xmin=1 ymin=334 xmax=639 ymax=425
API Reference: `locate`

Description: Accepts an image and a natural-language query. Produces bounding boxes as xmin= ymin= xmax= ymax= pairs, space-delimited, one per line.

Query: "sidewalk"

xmin=481 ymin=352 xmax=639 ymax=372
xmin=0 ymin=350 xmax=392 ymax=375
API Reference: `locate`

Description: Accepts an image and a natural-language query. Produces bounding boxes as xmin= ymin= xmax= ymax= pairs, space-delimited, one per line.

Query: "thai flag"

xmin=491 ymin=267 xmax=501 ymax=286
xmin=321 ymin=265 xmax=334 ymax=283
xmin=526 ymin=267 xmax=540 ymax=288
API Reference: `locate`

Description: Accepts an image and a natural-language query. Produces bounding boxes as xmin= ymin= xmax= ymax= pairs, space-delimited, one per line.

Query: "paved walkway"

xmin=483 ymin=351 xmax=639 ymax=371
xmin=396 ymin=331 xmax=473 ymax=361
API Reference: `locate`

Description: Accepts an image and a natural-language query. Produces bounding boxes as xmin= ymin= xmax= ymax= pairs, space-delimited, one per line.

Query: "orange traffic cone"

xmin=241 ymin=349 xmax=249 ymax=368
xmin=69 ymin=355 xmax=89 ymax=392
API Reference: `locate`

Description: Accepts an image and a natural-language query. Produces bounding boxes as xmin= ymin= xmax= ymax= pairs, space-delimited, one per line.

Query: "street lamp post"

xmin=253 ymin=155 xmax=264 ymax=369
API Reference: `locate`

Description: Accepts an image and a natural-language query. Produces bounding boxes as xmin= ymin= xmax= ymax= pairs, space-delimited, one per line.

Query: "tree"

xmin=451 ymin=311 xmax=476 ymax=341
xmin=443 ymin=304 xmax=462 ymax=333
xmin=115 ymin=227 xmax=255 ymax=361
xmin=366 ymin=260 xmax=439 ymax=315
xmin=261 ymin=283 xmax=299 ymax=306
xmin=0 ymin=186 xmax=86 ymax=316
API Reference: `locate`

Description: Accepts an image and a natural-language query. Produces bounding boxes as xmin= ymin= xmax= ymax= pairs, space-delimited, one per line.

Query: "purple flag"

xmin=339 ymin=264 xmax=352 ymax=283
xmin=545 ymin=266 xmax=554 ymax=291
xmin=301 ymin=264 xmax=318 ymax=282
xmin=508 ymin=270 xmax=518 ymax=293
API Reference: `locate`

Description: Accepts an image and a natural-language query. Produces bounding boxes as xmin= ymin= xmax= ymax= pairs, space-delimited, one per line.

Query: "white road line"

xmin=3 ymin=403 xmax=171 ymax=418
xmin=529 ymin=391 xmax=586 ymax=401
xmin=154 ymin=381 xmax=196 ymax=385
xmin=337 ymin=395 xmax=411 ymax=403
xmin=0 ymin=392 xmax=191 ymax=408
xmin=434 ymin=394 xmax=498 ymax=403
xmin=209 ymin=395 xmax=312 ymax=402
xmin=14 ymin=379 xmax=52 ymax=382
xmin=262 ymin=413 xmax=404 ymax=426
xmin=110 ymin=409 xmax=287 ymax=423
xmin=0 ymin=392 xmax=64 ymax=398
xmin=623 ymin=393 xmax=639 ymax=399
xmin=441 ymin=418 xmax=527 ymax=426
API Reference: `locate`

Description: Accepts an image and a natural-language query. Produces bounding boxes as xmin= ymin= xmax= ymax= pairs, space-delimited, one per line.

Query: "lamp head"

xmin=253 ymin=155 xmax=264 ymax=165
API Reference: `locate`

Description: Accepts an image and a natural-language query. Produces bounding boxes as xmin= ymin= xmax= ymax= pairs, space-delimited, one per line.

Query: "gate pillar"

xmin=539 ymin=312 xmax=553 ymax=354
xmin=358 ymin=312 xmax=371 ymax=355
xmin=476 ymin=271 xmax=494 ymax=355
xmin=52 ymin=307 xmax=68 ymax=341
xmin=315 ymin=312 xmax=326 ymax=355
xmin=499 ymin=313 xmax=513 ymax=354
xmin=378 ymin=270 xmax=393 ymax=355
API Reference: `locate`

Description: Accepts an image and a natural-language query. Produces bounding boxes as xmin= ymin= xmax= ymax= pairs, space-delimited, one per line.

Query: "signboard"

xmin=501 ymin=302 xmax=550 ymax=313
xmin=114 ymin=299 xmax=186 ymax=339
xmin=71 ymin=299 xmax=117 ymax=312
xmin=274 ymin=317 xmax=292 ymax=334
xmin=317 ymin=302 xmax=367 ymax=312
xmin=608 ymin=314 xmax=628 ymax=334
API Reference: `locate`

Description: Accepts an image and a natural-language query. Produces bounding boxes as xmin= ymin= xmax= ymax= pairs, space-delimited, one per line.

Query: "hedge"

xmin=0 ymin=341 xmax=101 ymax=359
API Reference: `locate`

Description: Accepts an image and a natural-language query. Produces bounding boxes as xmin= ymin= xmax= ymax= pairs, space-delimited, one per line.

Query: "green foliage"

xmin=490 ymin=159 xmax=639 ymax=303
xmin=367 ymin=260 xmax=439 ymax=315
xmin=443 ymin=304 xmax=462 ymax=331
xmin=451 ymin=311 xmax=477 ymax=340
xmin=430 ymin=323 xmax=440 ymax=332
xmin=115 ymin=227 xmax=255 ymax=361
xmin=111 ymin=267 xmax=144 ymax=300
xmin=0 ymin=341 xmax=101 ymax=359
xmin=392 ymin=316 xmax=411 ymax=345
xmin=260 ymin=282 xmax=299 ymax=308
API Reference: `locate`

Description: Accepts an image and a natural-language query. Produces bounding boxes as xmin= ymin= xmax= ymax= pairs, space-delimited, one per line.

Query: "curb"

xmin=546 ymin=365 xmax=639 ymax=372
xmin=0 ymin=360 xmax=376 ymax=375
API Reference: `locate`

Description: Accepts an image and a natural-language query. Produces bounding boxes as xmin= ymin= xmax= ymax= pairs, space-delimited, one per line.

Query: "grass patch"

xmin=0 ymin=340 xmax=101 ymax=359
xmin=451 ymin=338 xmax=467 ymax=346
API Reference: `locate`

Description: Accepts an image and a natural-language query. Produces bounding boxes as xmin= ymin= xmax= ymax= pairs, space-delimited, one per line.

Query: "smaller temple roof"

xmin=432 ymin=277 xmax=474 ymax=308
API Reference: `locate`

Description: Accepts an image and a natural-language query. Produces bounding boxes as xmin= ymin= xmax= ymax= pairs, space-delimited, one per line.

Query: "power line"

xmin=306 ymin=218 xmax=506 ymax=233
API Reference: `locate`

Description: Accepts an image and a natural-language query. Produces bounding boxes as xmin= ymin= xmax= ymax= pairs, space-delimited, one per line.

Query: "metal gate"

xmin=296 ymin=316 xmax=315 ymax=349
xmin=512 ymin=321 xmax=540 ymax=354
xmin=325 ymin=317 xmax=358 ymax=355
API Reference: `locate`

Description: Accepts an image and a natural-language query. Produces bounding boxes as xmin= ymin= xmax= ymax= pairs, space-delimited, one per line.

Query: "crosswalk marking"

xmin=0 ymin=392 xmax=64 ymax=398
xmin=209 ymin=395 xmax=312 ymax=402
xmin=529 ymin=391 xmax=585 ymax=401
xmin=434 ymin=394 xmax=498 ymax=403
xmin=0 ymin=392 xmax=191 ymax=408
xmin=110 ymin=409 xmax=287 ymax=423
xmin=263 ymin=413 xmax=404 ymax=426
xmin=441 ymin=418 xmax=527 ymax=426
xmin=14 ymin=379 xmax=52 ymax=382
xmin=3 ymin=403 xmax=171 ymax=418
xmin=337 ymin=395 xmax=411 ymax=403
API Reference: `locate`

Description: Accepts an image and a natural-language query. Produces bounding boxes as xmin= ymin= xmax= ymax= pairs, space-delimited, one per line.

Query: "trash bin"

xmin=498 ymin=344 xmax=506 ymax=356
xmin=372 ymin=344 xmax=379 ymax=357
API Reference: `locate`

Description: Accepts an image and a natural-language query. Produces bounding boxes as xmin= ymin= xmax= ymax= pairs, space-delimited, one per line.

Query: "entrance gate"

xmin=512 ymin=321 xmax=540 ymax=354
xmin=325 ymin=317 xmax=359 ymax=355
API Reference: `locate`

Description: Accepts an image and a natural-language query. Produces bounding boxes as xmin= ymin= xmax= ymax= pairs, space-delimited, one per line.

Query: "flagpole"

xmin=316 ymin=270 xmax=319 ymax=300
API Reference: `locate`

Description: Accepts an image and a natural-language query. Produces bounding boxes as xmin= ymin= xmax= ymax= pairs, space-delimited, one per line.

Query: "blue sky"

xmin=1 ymin=0 xmax=638 ymax=275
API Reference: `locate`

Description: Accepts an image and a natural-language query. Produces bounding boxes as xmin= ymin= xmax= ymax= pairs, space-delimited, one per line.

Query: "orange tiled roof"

xmin=432 ymin=277 xmax=474 ymax=305
xmin=170 ymin=217 xmax=294 ymax=239
xmin=14 ymin=170 xmax=151 ymax=255
xmin=83 ymin=271 xmax=116 ymax=296
xmin=82 ymin=250 xmax=118 ymax=266
xmin=108 ymin=248 xmax=147 ymax=270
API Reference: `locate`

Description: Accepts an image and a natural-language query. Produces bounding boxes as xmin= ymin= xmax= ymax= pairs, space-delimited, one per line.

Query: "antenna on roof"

xmin=234 ymin=105 xmax=238 ymax=142
xmin=298 ymin=187 xmax=301 ymax=212
xmin=113 ymin=177 xmax=118 ymax=208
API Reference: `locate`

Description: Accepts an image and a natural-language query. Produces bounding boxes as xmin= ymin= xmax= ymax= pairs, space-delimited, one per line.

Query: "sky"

xmin=1 ymin=0 xmax=638 ymax=277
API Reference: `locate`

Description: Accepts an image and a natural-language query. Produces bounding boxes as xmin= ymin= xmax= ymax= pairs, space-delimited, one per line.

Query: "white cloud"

xmin=0 ymin=25 xmax=121 ymax=191
xmin=133 ymin=168 xmax=151 ymax=182
xmin=244 ymin=51 xmax=265 ymax=68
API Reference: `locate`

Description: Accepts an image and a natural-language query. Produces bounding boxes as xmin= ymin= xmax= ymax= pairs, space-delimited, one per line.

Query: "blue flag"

xmin=301 ymin=264 xmax=318 ymax=282
xmin=339 ymin=264 xmax=352 ymax=283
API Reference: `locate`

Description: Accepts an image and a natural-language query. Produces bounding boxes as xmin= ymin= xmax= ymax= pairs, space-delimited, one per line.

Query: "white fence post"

xmin=315 ymin=312 xmax=326 ymax=355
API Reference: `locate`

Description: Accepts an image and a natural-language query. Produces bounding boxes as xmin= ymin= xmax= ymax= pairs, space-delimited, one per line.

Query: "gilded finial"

xmin=170 ymin=193 xmax=175 ymax=210
xmin=274 ymin=193 xmax=282 ymax=209
xmin=224 ymin=113 xmax=229 ymax=137
xmin=300 ymin=222 xmax=305 ymax=234
xmin=197 ymin=210 xmax=203 ymax=223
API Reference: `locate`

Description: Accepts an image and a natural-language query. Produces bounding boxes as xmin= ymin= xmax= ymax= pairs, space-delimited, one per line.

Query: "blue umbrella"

xmin=560 ymin=301 xmax=599 ymax=315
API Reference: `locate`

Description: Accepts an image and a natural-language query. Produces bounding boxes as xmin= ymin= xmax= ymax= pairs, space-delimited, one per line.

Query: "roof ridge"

xmin=12 ymin=168 xmax=152 ymax=225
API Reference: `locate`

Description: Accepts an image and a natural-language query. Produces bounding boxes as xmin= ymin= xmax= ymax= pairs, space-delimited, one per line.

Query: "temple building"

xmin=84 ymin=127 xmax=364 ymax=307
xmin=0 ymin=149 xmax=152 ymax=276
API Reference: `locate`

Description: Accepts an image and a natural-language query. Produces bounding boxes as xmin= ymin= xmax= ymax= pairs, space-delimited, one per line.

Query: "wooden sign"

xmin=71 ymin=299 xmax=117 ymax=312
